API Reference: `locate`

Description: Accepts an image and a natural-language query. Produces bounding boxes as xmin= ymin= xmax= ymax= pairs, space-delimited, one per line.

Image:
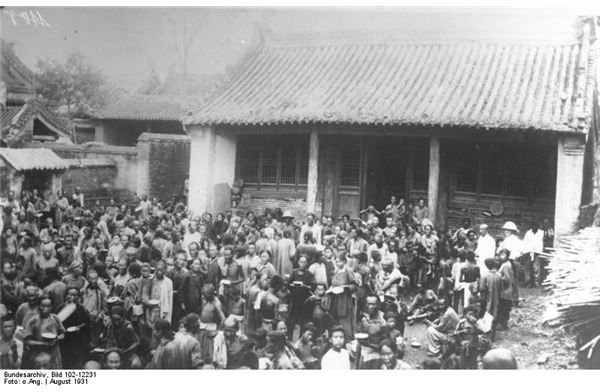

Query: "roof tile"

xmin=95 ymin=95 xmax=194 ymax=121
xmin=186 ymin=41 xmax=595 ymax=132
xmin=0 ymin=148 xmax=69 ymax=171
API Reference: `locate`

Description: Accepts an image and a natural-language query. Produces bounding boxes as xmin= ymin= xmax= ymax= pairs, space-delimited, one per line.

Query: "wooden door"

xmin=325 ymin=138 xmax=364 ymax=219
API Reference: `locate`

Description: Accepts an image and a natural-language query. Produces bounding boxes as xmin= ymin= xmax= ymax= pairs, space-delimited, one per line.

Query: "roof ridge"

xmin=1 ymin=40 xmax=35 ymax=83
xmin=264 ymin=38 xmax=581 ymax=49
xmin=185 ymin=41 xmax=593 ymax=132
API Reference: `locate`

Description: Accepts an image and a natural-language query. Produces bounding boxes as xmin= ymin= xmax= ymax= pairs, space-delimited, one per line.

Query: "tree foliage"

xmin=35 ymin=51 xmax=107 ymax=118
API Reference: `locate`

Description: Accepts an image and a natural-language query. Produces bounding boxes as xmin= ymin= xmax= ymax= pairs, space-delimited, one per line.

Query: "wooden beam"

xmin=428 ymin=136 xmax=441 ymax=226
xmin=436 ymin=143 xmax=449 ymax=231
xmin=306 ymin=130 xmax=319 ymax=213
xmin=51 ymin=173 xmax=62 ymax=197
xmin=222 ymin=124 xmax=565 ymax=143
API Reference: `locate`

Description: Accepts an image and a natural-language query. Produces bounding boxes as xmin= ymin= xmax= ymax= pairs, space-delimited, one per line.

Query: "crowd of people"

xmin=0 ymin=189 xmax=554 ymax=370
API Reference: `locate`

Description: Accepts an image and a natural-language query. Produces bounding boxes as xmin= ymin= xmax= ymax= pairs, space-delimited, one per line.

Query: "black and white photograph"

xmin=1 ymin=3 xmax=600 ymax=376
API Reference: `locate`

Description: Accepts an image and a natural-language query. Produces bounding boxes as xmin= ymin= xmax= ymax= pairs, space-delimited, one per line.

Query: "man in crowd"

xmin=425 ymin=299 xmax=459 ymax=357
xmin=475 ymin=224 xmax=496 ymax=272
xmin=2 ymin=186 xmax=528 ymax=370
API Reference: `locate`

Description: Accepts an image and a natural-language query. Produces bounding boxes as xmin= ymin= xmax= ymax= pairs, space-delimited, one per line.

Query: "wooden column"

xmin=323 ymin=144 xmax=335 ymax=216
xmin=427 ymin=136 xmax=441 ymax=226
xmin=554 ymin=134 xmax=585 ymax=243
xmin=306 ymin=130 xmax=319 ymax=213
xmin=51 ymin=172 xmax=63 ymax=196
xmin=405 ymin=139 xmax=415 ymax=200
xmin=436 ymin=143 xmax=449 ymax=232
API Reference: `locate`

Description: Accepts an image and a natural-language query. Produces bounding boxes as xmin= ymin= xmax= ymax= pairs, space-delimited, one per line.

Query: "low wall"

xmin=25 ymin=142 xmax=138 ymax=202
xmin=61 ymin=159 xmax=121 ymax=206
xmin=29 ymin=134 xmax=193 ymax=205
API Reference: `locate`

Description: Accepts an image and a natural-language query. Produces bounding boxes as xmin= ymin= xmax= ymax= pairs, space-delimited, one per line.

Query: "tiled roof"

xmin=0 ymin=148 xmax=69 ymax=171
xmin=1 ymin=106 xmax=23 ymax=127
xmin=1 ymin=40 xmax=35 ymax=93
xmin=1 ymin=99 xmax=70 ymax=146
xmin=95 ymin=73 xmax=225 ymax=121
xmin=95 ymin=94 xmax=195 ymax=121
xmin=152 ymin=73 xmax=225 ymax=97
xmin=186 ymin=40 xmax=595 ymax=132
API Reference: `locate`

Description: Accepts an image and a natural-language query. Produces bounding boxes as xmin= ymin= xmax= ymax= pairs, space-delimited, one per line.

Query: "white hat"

xmin=502 ymin=221 xmax=518 ymax=232
xmin=480 ymin=224 xmax=488 ymax=230
xmin=282 ymin=210 xmax=294 ymax=219
xmin=421 ymin=218 xmax=434 ymax=229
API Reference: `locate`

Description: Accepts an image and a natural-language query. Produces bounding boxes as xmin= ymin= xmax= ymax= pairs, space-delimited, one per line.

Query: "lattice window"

xmin=280 ymin=143 xmax=297 ymax=185
xmin=447 ymin=139 xmax=556 ymax=201
xmin=341 ymin=144 xmax=361 ymax=187
xmin=480 ymin=143 xmax=504 ymax=195
xmin=455 ymin=143 xmax=479 ymax=193
xmin=299 ymin=145 xmax=308 ymax=185
xmin=261 ymin=143 xmax=278 ymax=184
xmin=235 ymin=136 xmax=309 ymax=187
xmin=505 ymin=146 xmax=529 ymax=197
xmin=237 ymin=143 xmax=259 ymax=183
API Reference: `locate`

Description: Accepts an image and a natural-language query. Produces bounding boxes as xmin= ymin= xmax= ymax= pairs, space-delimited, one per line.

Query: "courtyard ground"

xmin=402 ymin=287 xmax=579 ymax=369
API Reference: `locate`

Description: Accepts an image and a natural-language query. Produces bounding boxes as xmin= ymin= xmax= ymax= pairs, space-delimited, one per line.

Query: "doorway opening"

xmin=364 ymin=137 xmax=430 ymax=211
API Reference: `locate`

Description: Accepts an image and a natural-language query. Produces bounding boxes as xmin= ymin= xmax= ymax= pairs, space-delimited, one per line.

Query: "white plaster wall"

xmin=211 ymin=131 xmax=237 ymax=212
xmin=555 ymin=134 xmax=585 ymax=241
xmin=187 ymin=125 xmax=214 ymax=216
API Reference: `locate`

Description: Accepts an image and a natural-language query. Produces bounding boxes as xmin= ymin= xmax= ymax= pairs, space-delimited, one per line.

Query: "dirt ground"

xmin=401 ymin=287 xmax=579 ymax=369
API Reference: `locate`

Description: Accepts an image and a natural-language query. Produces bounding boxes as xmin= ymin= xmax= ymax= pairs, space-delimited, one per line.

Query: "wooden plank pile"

xmin=543 ymin=227 xmax=600 ymax=361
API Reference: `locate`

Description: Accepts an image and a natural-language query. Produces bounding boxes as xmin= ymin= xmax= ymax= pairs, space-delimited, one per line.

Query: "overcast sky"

xmin=0 ymin=7 xmax=592 ymax=89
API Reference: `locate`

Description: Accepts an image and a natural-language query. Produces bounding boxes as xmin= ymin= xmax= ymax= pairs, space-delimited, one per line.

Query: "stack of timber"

xmin=543 ymin=227 xmax=600 ymax=368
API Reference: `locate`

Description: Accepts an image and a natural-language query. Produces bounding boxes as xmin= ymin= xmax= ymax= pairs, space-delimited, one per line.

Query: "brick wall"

xmin=143 ymin=134 xmax=190 ymax=202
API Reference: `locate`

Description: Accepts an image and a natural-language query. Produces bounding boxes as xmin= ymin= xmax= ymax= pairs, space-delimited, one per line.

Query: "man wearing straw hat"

xmin=499 ymin=221 xmax=522 ymax=263
xmin=281 ymin=210 xmax=299 ymax=242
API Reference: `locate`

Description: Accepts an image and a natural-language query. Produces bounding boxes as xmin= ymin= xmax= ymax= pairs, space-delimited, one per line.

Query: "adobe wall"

xmin=25 ymin=141 xmax=138 ymax=202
